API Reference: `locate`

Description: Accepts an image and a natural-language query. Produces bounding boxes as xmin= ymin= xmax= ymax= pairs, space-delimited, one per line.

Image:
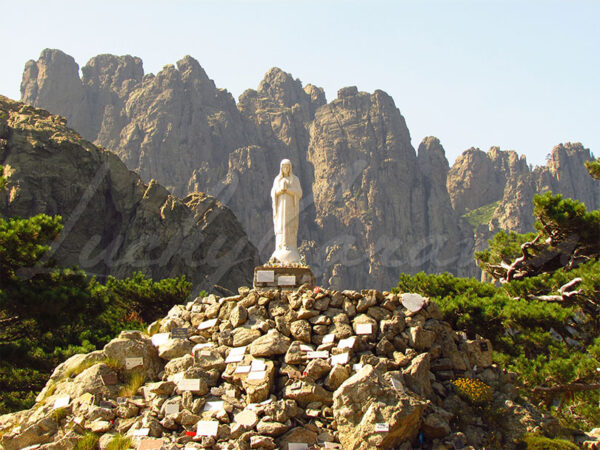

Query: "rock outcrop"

xmin=0 ymin=95 xmax=258 ymax=293
xmin=448 ymin=144 xmax=600 ymax=251
xmin=0 ymin=285 xmax=561 ymax=449
xmin=20 ymin=49 xmax=476 ymax=290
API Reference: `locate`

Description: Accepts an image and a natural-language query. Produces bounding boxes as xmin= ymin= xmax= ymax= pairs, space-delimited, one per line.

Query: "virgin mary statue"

xmin=271 ymin=159 xmax=302 ymax=264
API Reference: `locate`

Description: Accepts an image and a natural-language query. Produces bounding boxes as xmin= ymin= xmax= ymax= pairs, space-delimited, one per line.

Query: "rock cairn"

xmin=0 ymin=286 xmax=560 ymax=449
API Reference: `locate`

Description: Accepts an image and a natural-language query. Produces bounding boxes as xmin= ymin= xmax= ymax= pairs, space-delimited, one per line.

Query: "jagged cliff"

xmin=447 ymin=143 xmax=600 ymax=250
xmin=20 ymin=49 xmax=476 ymax=290
xmin=0 ymin=95 xmax=258 ymax=293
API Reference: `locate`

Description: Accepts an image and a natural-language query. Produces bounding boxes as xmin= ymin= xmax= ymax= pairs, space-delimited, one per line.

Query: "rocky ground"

xmin=4 ymin=284 xmax=597 ymax=449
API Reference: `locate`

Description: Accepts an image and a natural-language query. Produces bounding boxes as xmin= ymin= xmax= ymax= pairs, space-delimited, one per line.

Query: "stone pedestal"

xmin=253 ymin=265 xmax=316 ymax=290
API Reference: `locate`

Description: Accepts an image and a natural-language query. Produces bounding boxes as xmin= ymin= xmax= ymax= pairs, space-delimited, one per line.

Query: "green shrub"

xmin=76 ymin=432 xmax=99 ymax=450
xmin=519 ymin=433 xmax=578 ymax=449
xmin=106 ymin=433 xmax=132 ymax=450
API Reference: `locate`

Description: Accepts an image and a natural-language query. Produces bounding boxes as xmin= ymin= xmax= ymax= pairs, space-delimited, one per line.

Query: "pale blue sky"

xmin=1 ymin=0 xmax=598 ymax=166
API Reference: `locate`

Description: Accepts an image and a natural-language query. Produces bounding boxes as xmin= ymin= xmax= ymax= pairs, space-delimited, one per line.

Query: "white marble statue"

xmin=271 ymin=159 xmax=303 ymax=264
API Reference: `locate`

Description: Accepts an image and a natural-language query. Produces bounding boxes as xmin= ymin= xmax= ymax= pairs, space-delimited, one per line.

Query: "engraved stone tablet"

xmin=178 ymin=378 xmax=201 ymax=392
xmin=375 ymin=423 xmax=389 ymax=432
xmin=53 ymin=395 xmax=70 ymax=409
xmin=248 ymin=370 xmax=267 ymax=381
xmin=356 ymin=323 xmax=373 ymax=335
xmin=256 ymin=270 xmax=275 ymax=283
xmin=307 ymin=351 xmax=329 ymax=359
xmin=171 ymin=327 xmax=189 ymax=339
xmin=198 ymin=318 xmax=218 ymax=330
xmin=235 ymin=365 xmax=251 ymax=374
xmin=278 ymin=275 xmax=296 ymax=286
xmin=196 ymin=420 xmax=219 ymax=436
xmin=151 ymin=333 xmax=170 ymax=346
xmin=401 ymin=293 xmax=426 ymax=312
xmin=322 ymin=334 xmax=335 ymax=344
xmin=330 ymin=352 xmax=349 ymax=365
xmin=204 ymin=401 xmax=224 ymax=411
xmin=338 ymin=337 xmax=356 ymax=349
xmin=225 ymin=353 xmax=244 ymax=363
xmin=125 ymin=357 xmax=144 ymax=370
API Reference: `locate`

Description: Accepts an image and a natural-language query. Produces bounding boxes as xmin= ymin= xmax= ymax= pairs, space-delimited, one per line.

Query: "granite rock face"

xmin=20 ymin=49 xmax=476 ymax=289
xmin=0 ymin=95 xmax=258 ymax=293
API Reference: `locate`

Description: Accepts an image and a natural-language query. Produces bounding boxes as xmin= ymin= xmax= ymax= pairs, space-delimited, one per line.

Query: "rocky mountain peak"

xmin=257 ymin=67 xmax=307 ymax=109
xmin=417 ymin=136 xmax=450 ymax=182
xmin=81 ymin=54 xmax=143 ymax=96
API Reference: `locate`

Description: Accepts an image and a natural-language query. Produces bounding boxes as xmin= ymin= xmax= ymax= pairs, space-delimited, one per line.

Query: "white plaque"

xmin=235 ymin=365 xmax=251 ymax=374
xmin=151 ymin=333 xmax=170 ymax=346
xmin=299 ymin=344 xmax=314 ymax=352
xmin=330 ymin=352 xmax=349 ymax=365
xmin=322 ymin=334 xmax=335 ymax=344
xmin=288 ymin=444 xmax=309 ymax=450
xmin=256 ymin=270 xmax=275 ymax=283
xmin=53 ymin=395 xmax=70 ymax=409
xmin=251 ymin=359 xmax=266 ymax=371
xmin=338 ymin=337 xmax=356 ymax=349
xmin=234 ymin=410 xmax=258 ymax=427
xmin=178 ymin=378 xmax=201 ymax=391
xmin=375 ymin=423 xmax=389 ymax=432
xmin=193 ymin=343 xmax=213 ymax=351
xmin=229 ymin=346 xmax=247 ymax=356
xmin=198 ymin=318 xmax=218 ymax=330
xmin=401 ymin=293 xmax=426 ymax=312
xmin=132 ymin=427 xmax=150 ymax=436
xmin=204 ymin=401 xmax=224 ymax=411
xmin=352 ymin=363 xmax=363 ymax=371
xmin=248 ymin=370 xmax=267 ymax=380
xmin=125 ymin=357 xmax=144 ymax=370
xmin=196 ymin=420 xmax=219 ymax=436
xmin=307 ymin=350 xmax=329 ymax=359
xmin=164 ymin=402 xmax=180 ymax=415
xmin=278 ymin=275 xmax=296 ymax=286
xmin=356 ymin=323 xmax=373 ymax=335
xmin=225 ymin=353 xmax=244 ymax=363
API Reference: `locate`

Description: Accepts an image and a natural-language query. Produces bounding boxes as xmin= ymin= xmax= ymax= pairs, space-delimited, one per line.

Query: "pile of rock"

xmin=0 ymin=286 xmax=559 ymax=449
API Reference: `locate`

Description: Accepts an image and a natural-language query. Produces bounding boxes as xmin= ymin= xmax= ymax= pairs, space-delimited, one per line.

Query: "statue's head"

xmin=280 ymin=159 xmax=292 ymax=177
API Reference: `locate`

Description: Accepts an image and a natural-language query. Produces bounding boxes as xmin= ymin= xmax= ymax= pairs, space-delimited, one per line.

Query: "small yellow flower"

xmin=451 ymin=377 xmax=493 ymax=406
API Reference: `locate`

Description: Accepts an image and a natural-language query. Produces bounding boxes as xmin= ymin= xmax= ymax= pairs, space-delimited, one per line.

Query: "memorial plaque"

xmin=338 ymin=337 xmax=356 ymax=349
xmin=53 ymin=395 xmax=70 ymax=409
xmin=307 ymin=350 xmax=329 ymax=359
xmin=401 ymin=293 xmax=426 ymax=312
xmin=132 ymin=427 xmax=150 ymax=436
xmin=248 ymin=370 xmax=267 ymax=381
xmin=480 ymin=342 xmax=489 ymax=352
xmin=171 ymin=328 xmax=189 ymax=339
xmin=288 ymin=444 xmax=309 ymax=450
xmin=356 ymin=323 xmax=373 ymax=335
xmin=164 ymin=402 xmax=180 ymax=415
xmin=194 ymin=342 xmax=213 ymax=350
xmin=235 ymin=365 xmax=251 ymax=374
xmin=196 ymin=420 xmax=219 ymax=436
xmin=225 ymin=353 xmax=244 ymax=363
xmin=256 ymin=270 xmax=275 ymax=283
xmin=204 ymin=401 xmax=224 ymax=411
xmin=278 ymin=275 xmax=296 ymax=286
xmin=299 ymin=344 xmax=314 ymax=352
xmin=234 ymin=410 xmax=258 ymax=427
xmin=230 ymin=346 xmax=247 ymax=356
xmin=198 ymin=318 xmax=218 ymax=330
xmin=151 ymin=332 xmax=170 ymax=346
xmin=137 ymin=438 xmax=164 ymax=450
xmin=375 ymin=423 xmax=389 ymax=432
xmin=172 ymin=372 xmax=184 ymax=383
xmin=178 ymin=378 xmax=201 ymax=392
xmin=125 ymin=357 xmax=144 ymax=370
xmin=251 ymin=359 xmax=266 ymax=371
xmin=352 ymin=363 xmax=363 ymax=371
xmin=322 ymin=334 xmax=335 ymax=344
xmin=101 ymin=372 xmax=118 ymax=386
xmin=330 ymin=352 xmax=349 ymax=365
